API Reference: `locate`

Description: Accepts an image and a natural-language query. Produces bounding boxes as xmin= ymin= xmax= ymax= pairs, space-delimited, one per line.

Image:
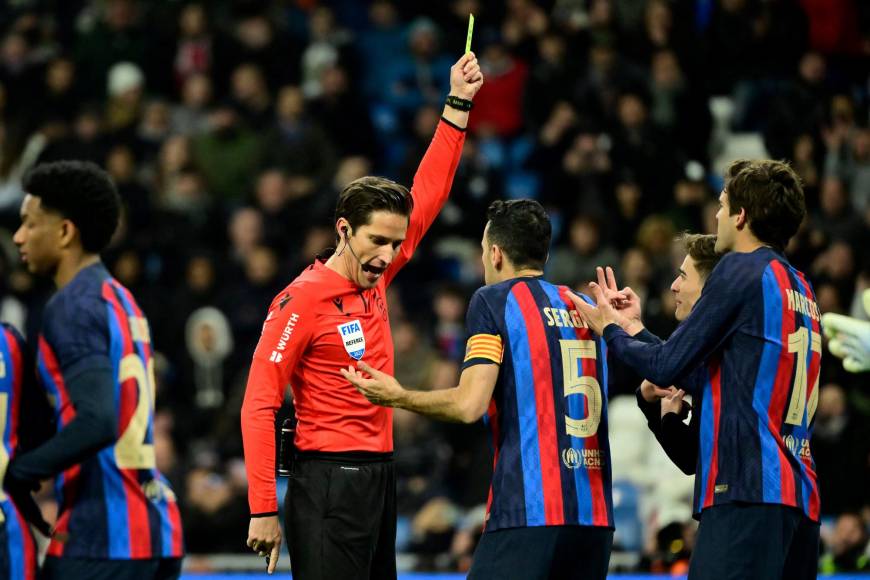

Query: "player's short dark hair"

xmin=23 ymin=160 xmax=121 ymax=253
xmin=333 ymin=176 xmax=413 ymax=238
xmin=724 ymin=159 xmax=806 ymax=252
xmin=485 ymin=199 xmax=551 ymax=270
xmin=677 ymin=233 xmax=722 ymax=281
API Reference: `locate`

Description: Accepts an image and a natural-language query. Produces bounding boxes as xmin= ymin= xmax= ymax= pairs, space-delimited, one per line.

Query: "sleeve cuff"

xmin=634 ymin=388 xmax=662 ymax=428
xmin=660 ymin=412 xmax=685 ymax=432
xmin=634 ymin=387 xmax=657 ymax=412
xmin=250 ymin=511 xmax=279 ymax=518
xmin=635 ymin=328 xmax=660 ymax=344
xmin=603 ymin=323 xmax=627 ymax=343
xmin=440 ymin=116 xmax=467 ymax=132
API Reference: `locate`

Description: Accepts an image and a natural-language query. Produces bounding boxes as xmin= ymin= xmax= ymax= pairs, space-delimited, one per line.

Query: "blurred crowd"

xmin=0 ymin=0 xmax=868 ymax=574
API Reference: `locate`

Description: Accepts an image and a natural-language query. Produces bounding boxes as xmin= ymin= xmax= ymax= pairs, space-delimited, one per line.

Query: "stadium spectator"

xmin=819 ymin=512 xmax=870 ymax=573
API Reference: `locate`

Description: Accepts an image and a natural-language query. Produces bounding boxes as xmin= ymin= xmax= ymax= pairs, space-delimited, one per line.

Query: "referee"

xmin=241 ymin=53 xmax=482 ymax=578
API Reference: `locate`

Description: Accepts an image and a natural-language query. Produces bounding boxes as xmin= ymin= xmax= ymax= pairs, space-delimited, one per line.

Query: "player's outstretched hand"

xmin=247 ymin=515 xmax=282 ymax=574
xmin=449 ymin=52 xmax=484 ymax=100
xmin=565 ymin=282 xmax=622 ymax=336
xmin=341 ymin=361 xmax=405 ymax=407
xmin=595 ymin=267 xmax=644 ymax=334
xmin=822 ymin=288 xmax=870 ymax=373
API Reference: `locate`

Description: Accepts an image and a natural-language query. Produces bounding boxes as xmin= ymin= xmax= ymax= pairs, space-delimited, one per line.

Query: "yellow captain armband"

xmin=464 ymin=334 xmax=503 ymax=364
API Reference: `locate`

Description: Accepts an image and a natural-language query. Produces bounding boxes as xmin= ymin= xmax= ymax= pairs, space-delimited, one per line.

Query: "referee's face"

xmin=347 ymin=211 xmax=407 ymax=288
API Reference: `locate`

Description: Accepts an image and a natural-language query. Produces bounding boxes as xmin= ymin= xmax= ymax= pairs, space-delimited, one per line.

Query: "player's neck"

xmin=732 ymin=231 xmax=768 ymax=254
xmin=504 ymin=266 xmax=543 ymax=282
xmin=54 ymin=253 xmax=101 ymax=289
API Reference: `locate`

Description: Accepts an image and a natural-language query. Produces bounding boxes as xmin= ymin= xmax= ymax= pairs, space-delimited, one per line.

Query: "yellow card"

xmin=465 ymin=14 xmax=475 ymax=53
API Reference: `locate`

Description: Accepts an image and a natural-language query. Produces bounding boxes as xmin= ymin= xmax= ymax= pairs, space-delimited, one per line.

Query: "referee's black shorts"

xmin=688 ymin=502 xmax=820 ymax=580
xmin=467 ymin=524 xmax=613 ymax=580
xmin=283 ymin=451 xmax=396 ymax=580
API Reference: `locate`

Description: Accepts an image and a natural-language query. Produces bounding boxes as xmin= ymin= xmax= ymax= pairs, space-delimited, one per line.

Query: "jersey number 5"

xmin=115 ymin=354 xmax=157 ymax=470
xmin=560 ymin=339 xmax=602 ymax=438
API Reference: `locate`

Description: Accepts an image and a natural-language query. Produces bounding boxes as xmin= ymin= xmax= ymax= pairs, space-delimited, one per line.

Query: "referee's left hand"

xmin=341 ymin=361 xmax=404 ymax=407
xmin=247 ymin=515 xmax=282 ymax=574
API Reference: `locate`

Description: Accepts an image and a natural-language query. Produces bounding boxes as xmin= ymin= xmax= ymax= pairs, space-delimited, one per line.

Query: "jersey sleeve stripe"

xmin=1 ymin=329 xmax=22 ymax=454
xmin=102 ymin=285 xmax=141 ymax=558
xmin=509 ymin=283 xmax=565 ymax=526
xmin=552 ymin=285 xmax=611 ymax=527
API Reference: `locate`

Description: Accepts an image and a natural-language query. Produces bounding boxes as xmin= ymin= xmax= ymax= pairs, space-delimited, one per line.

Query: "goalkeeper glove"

xmin=821 ymin=289 xmax=870 ymax=373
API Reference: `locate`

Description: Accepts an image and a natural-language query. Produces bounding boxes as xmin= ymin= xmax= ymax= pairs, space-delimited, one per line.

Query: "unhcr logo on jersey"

xmin=561 ymin=447 xmax=603 ymax=470
xmin=784 ymin=434 xmax=812 ymax=459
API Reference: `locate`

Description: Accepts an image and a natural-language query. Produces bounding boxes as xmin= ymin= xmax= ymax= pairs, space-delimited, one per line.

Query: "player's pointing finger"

xmin=605 ymin=267 xmax=618 ymax=292
xmin=588 ymin=282 xmax=608 ymax=306
xmin=564 ymin=291 xmax=589 ymax=313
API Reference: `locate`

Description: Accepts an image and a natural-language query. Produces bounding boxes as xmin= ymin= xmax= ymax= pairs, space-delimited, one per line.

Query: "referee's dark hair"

xmin=23 ymin=160 xmax=121 ymax=253
xmin=334 ymin=176 xmax=414 ymax=241
xmin=486 ymin=199 xmax=551 ymax=270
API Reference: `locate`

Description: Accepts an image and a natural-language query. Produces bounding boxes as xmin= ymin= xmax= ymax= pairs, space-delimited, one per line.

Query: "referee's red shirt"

xmin=241 ymin=119 xmax=466 ymax=514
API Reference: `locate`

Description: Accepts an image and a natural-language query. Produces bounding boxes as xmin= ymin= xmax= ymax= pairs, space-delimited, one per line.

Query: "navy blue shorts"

xmin=40 ymin=557 xmax=182 ymax=580
xmin=468 ymin=525 xmax=613 ymax=580
xmin=689 ymin=503 xmax=819 ymax=580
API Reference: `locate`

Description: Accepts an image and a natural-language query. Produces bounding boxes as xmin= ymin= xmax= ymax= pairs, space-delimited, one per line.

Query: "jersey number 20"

xmin=115 ymin=354 xmax=157 ymax=470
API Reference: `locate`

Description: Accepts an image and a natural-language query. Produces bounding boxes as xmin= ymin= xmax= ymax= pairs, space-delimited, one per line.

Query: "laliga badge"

xmin=337 ymin=319 xmax=366 ymax=360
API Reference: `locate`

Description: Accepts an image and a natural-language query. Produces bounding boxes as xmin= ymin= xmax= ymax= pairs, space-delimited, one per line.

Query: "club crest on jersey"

xmin=337 ymin=319 xmax=366 ymax=360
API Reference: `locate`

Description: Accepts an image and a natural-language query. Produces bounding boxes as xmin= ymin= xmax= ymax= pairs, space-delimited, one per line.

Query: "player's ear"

xmin=734 ymin=207 xmax=748 ymax=230
xmin=491 ymin=244 xmax=503 ymax=270
xmin=58 ymin=218 xmax=78 ymax=249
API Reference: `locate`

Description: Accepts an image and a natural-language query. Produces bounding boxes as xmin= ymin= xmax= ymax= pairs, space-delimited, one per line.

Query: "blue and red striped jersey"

xmin=0 ymin=324 xmax=38 ymax=580
xmin=37 ymin=264 xmax=183 ymax=559
xmin=605 ymin=248 xmax=821 ymax=521
xmin=462 ymin=277 xmax=613 ymax=532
